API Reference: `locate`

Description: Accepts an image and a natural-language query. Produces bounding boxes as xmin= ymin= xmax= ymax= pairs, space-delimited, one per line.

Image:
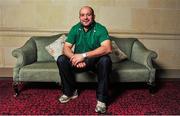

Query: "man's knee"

xmin=57 ymin=55 xmax=68 ymax=64
xmin=98 ymin=55 xmax=112 ymax=66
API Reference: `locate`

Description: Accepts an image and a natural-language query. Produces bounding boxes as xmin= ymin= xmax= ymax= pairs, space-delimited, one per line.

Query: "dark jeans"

xmin=56 ymin=54 xmax=112 ymax=103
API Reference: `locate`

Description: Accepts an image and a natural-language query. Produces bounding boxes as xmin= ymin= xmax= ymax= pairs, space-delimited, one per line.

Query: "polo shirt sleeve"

xmin=99 ymin=26 xmax=110 ymax=44
xmin=66 ymin=27 xmax=76 ymax=45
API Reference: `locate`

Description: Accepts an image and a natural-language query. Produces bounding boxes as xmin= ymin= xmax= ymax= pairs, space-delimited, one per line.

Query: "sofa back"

xmin=110 ymin=36 xmax=137 ymax=59
xmin=32 ymin=34 xmax=62 ymax=62
xmin=30 ymin=34 xmax=137 ymax=62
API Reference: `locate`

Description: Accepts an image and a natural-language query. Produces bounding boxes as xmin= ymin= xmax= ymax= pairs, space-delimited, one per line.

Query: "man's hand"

xmin=76 ymin=62 xmax=86 ymax=68
xmin=70 ymin=54 xmax=85 ymax=66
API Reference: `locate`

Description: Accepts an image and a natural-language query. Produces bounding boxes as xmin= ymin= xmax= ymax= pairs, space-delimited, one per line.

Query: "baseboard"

xmin=0 ymin=68 xmax=180 ymax=79
xmin=0 ymin=68 xmax=13 ymax=77
xmin=156 ymin=69 xmax=180 ymax=79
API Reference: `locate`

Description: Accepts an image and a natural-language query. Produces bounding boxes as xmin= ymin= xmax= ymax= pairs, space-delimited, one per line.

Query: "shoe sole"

xmin=59 ymin=95 xmax=78 ymax=103
xmin=95 ymin=108 xmax=106 ymax=114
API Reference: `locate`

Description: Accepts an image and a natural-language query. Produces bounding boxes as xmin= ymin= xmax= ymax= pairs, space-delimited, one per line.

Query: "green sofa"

xmin=12 ymin=33 xmax=157 ymax=97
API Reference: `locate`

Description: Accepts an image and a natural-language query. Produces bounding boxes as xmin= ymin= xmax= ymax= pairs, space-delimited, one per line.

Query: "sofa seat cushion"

xmin=76 ymin=60 xmax=150 ymax=82
xmin=111 ymin=60 xmax=150 ymax=82
xmin=19 ymin=60 xmax=149 ymax=83
xmin=19 ymin=62 xmax=60 ymax=82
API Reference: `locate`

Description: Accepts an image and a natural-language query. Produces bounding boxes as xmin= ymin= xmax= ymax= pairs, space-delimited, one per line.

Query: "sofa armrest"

xmin=131 ymin=40 xmax=158 ymax=70
xmin=12 ymin=38 xmax=37 ymax=81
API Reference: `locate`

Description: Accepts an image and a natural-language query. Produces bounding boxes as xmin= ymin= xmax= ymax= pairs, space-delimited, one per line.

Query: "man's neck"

xmin=84 ymin=27 xmax=89 ymax=32
xmin=81 ymin=21 xmax=95 ymax=32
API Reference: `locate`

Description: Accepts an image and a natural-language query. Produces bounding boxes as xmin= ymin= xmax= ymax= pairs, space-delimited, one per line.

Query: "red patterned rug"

xmin=0 ymin=79 xmax=180 ymax=115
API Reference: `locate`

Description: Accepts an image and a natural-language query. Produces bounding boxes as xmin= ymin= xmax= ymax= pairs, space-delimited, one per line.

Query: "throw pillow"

xmin=109 ymin=41 xmax=127 ymax=63
xmin=45 ymin=34 xmax=66 ymax=61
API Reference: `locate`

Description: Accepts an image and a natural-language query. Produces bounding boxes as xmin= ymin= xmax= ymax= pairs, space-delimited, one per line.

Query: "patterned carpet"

xmin=0 ymin=79 xmax=180 ymax=115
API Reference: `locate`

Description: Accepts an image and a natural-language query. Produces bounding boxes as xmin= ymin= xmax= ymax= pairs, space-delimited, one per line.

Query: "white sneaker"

xmin=95 ymin=100 xmax=106 ymax=113
xmin=59 ymin=90 xmax=78 ymax=103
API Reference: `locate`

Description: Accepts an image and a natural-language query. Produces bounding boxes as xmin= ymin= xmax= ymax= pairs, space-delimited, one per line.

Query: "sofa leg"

xmin=148 ymin=82 xmax=156 ymax=95
xmin=12 ymin=82 xmax=19 ymax=97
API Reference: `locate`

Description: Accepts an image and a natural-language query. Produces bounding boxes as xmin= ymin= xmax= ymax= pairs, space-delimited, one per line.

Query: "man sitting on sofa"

xmin=56 ymin=6 xmax=112 ymax=113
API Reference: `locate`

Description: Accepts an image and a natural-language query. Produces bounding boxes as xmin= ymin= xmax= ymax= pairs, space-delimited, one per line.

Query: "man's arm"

xmin=63 ymin=42 xmax=86 ymax=68
xmin=86 ymin=39 xmax=112 ymax=58
xmin=63 ymin=42 xmax=74 ymax=59
xmin=70 ymin=40 xmax=112 ymax=66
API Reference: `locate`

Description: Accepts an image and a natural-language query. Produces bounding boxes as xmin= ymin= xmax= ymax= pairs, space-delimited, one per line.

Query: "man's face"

xmin=79 ymin=7 xmax=94 ymax=27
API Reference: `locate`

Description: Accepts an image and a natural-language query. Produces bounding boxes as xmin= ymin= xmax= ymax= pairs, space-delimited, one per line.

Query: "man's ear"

xmin=93 ymin=15 xmax=96 ymax=20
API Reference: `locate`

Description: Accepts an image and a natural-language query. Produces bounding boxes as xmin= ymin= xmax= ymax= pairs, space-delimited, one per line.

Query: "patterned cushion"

xmin=45 ymin=35 xmax=66 ymax=61
xmin=110 ymin=41 xmax=127 ymax=63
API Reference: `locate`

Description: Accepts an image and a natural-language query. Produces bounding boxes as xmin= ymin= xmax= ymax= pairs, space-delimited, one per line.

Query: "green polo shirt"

xmin=66 ymin=22 xmax=109 ymax=53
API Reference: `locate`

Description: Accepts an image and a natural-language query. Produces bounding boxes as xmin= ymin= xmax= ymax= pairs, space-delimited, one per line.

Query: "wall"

xmin=0 ymin=0 xmax=180 ymax=77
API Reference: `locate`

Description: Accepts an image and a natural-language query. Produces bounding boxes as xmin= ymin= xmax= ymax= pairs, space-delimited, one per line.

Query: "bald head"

xmin=79 ymin=6 xmax=95 ymax=17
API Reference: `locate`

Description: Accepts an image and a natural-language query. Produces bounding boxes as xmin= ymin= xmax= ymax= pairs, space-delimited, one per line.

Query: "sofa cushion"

xmin=76 ymin=60 xmax=150 ymax=82
xmin=111 ymin=60 xmax=149 ymax=82
xmin=19 ymin=60 xmax=150 ymax=83
xmin=45 ymin=34 xmax=66 ymax=61
xmin=19 ymin=62 xmax=60 ymax=82
xmin=19 ymin=60 xmax=149 ymax=83
xmin=34 ymin=34 xmax=62 ymax=62
xmin=110 ymin=41 xmax=127 ymax=63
